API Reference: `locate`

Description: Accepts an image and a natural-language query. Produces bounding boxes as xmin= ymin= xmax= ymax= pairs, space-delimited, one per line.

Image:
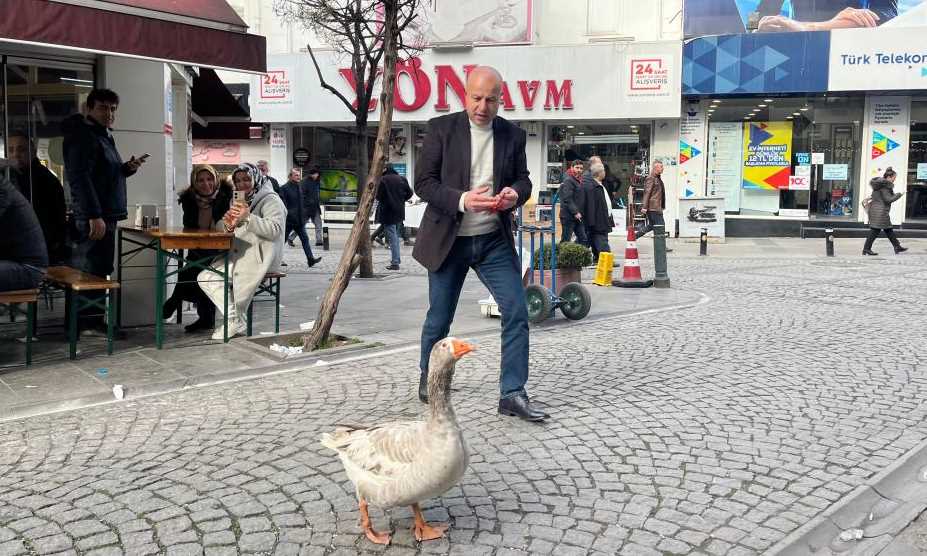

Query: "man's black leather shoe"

xmin=499 ymin=395 xmax=548 ymax=422
xmin=418 ymin=372 xmax=428 ymax=404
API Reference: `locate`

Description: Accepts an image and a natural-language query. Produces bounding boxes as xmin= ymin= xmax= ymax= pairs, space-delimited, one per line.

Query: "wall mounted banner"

xmin=830 ymin=26 xmax=927 ymax=91
xmin=707 ymin=122 xmax=743 ymax=211
xmin=862 ymin=96 xmax=911 ymax=221
xmin=742 ymin=121 xmax=792 ymax=190
xmin=679 ymin=107 xmax=708 ymax=198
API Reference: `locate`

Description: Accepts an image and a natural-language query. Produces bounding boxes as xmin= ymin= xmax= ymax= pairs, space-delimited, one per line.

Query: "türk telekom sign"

xmin=250 ymin=42 xmax=681 ymax=123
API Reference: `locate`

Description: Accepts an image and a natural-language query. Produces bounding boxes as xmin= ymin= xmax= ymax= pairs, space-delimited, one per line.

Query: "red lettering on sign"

xmin=338 ymin=68 xmax=379 ymax=112
xmin=544 ymin=80 xmax=573 ymax=110
xmin=517 ymin=80 xmax=541 ymax=110
xmin=434 ymin=65 xmax=465 ymax=111
xmin=394 ymin=58 xmax=430 ymax=112
xmin=500 ymin=81 xmax=515 ymax=111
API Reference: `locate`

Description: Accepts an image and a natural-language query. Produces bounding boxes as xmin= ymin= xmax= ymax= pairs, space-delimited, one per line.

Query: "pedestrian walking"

xmin=257 ymin=160 xmax=280 ymax=194
xmin=558 ymin=160 xmax=587 ymax=245
xmin=283 ymin=168 xmax=301 ymax=246
xmin=414 ymin=65 xmax=548 ymax=422
xmin=280 ymin=167 xmax=322 ymax=268
xmin=377 ymin=165 xmax=413 ymax=270
xmin=162 ymin=164 xmax=232 ymax=333
xmin=863 ymin=167 xmax=907 ymax=256
xmin=302 ymin=166 xmax=324 ymax=246
xmin=638 ymin=161 xmax=671 ymax=251
xmin=582 ymin=162 xmax=614 ymax=263
xmin=63 ymin=88 xmax=146 ymax=335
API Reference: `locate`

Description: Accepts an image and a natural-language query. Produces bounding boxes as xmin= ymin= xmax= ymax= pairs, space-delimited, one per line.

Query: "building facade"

xmin=681 ymin=1 xmax=927 ymax=236
xmin=224 ymin=0 xmax=685 ymax=226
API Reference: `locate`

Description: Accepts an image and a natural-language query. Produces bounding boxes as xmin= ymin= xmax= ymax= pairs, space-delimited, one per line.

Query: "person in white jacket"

xmin=198 ymin=162 xmax=286 ymax=340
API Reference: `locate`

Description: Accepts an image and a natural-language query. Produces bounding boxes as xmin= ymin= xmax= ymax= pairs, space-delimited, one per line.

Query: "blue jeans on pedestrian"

xmin=419 ymin=230 xmax=529 ymax=400
xmin=285 ymin=220 xmax=315 ymax=263
xmin=385 ymin=223 xmax=401 ymax=266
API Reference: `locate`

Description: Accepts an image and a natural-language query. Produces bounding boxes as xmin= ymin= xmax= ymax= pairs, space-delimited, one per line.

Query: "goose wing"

xmin=321 ymin=420 xmax=427 ymax=480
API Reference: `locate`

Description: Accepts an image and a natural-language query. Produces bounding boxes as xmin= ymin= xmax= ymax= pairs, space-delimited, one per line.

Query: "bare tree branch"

xmin=305 ymin=43 xmax=357 ymax=116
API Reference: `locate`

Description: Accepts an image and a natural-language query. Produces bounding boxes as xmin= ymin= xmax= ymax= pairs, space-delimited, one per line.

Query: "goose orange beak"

xmin=451 ymin=340 xmax=475 ymax=359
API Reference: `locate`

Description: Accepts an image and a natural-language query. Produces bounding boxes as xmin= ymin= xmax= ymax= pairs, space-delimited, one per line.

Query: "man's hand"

xmin=89 ymin=218 xmax=106 ymax=241
xmin=641 ymin=208 xmax=648 ymax=215
xmin=125 ymin=156 xmax=146 ymax=173
xmin=574 ymin=212 xmax=583 ymax=221
xmin=464 ymin=185 xmax=497 ymax=213
xmin=495 ymin=187 xmax=519 ymax=212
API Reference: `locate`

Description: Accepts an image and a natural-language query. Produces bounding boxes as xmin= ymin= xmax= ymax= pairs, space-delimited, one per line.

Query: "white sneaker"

xmin=211 ymin=319 xmax=247 ymax=340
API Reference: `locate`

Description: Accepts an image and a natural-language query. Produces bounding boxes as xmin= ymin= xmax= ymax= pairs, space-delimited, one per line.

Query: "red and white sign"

xmin=788 ymin=175 xmax=810 ymax=190
xmin=260 ymin=70 xmax=292 ymax=103
xmin=627 ymin=55 xmax=672 ymax=101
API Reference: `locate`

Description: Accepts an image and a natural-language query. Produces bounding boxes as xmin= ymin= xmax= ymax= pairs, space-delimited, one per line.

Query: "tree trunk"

xmin=302 ymin=0 xmax=401 ymax=351
xmin=355 ymin=122 xmax=374 ymax=277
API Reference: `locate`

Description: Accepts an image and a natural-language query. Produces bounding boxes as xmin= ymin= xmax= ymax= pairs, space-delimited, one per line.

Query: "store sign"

xmin=251 ymin=43 xmax=680 ymax=123
xmin=192 ymin=141 xmax=241 ymax=165
xmin=811 ymin=152 xmax=825 ymax=165
xmin=829 ymin=26 xmax=927 ymax=91
xmin=742 ymin=122 xmax=792 ymax=190
xmin=259 ymin=68 xmax=293 ymax=104
xmin=679 ymin=107 xmax=708 ymax=198
xmin=627 ymin=55 xmax=672 ymax=101
xmin=863 ymin=96 xmax=910 ymax=220
xmin=795 ymin=152 xmax=810 ymax=165
xmin=270 ymin=127 xmax=286 ymax=149
xmin=788 ymin=175 xmax=810 ymax=191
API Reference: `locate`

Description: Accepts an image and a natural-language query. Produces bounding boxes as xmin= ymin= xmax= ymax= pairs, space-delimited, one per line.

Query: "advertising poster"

xmin=707 ymin=122 xmax=743 ymax=211
xmin=257 ymin=66 xmax=294 ymax=106
xmin=863 ymin=96 xmax=911 ymax=219
xmin=822 ymin=164 xmax=848 ymax=180
xmin=404 ymin=0 xmax=532 ymax=47
xmin=742 ymin=122 xmax=792 ymax=190
xmin=684 ymin=0 xmax=927 ymax=38
xmin=679 ymin=197 xmax=725 ymax=239
xmin=679 ymin=107 xmax=708 ymax=198
xmin=626 ymin=55 xmax=673 ymax=102
xmin=320 ymin=170 xmax=359 ymax=204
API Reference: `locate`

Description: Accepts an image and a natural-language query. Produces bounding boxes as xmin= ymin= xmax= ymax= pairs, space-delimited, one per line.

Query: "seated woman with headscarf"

xmin=197 ymin=162 xmax=286 ymax=340
xmin=162 ymin=164 xmax=232 ymax=333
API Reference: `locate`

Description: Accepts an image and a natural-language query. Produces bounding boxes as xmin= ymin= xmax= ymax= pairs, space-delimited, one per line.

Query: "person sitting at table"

xmin=162 ymin=164 xmax=232 ymax=333
xmin=197 ymin=162 xmax=285 ymax=340
xmin=0 ymin=175 xmax=48 ymax=292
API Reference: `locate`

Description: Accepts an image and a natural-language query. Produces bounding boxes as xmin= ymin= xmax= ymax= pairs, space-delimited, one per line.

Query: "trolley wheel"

xmin=559 ymin=282 xmax=592 ymax=320
xmin=525 ymin=284 xmax=552 ymax=324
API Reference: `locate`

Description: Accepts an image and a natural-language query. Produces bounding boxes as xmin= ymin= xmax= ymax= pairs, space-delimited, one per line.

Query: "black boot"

xmin=418 ymin=372 xmax=429 ymax=404
xmin=862 ymin=249 xmax=878 ymax=256
xmin=162 ymin=297 xmax=179 ymax=320
xmin=895 ymin=246 xmax=908 ymax=254
xmin=499 ymin=394 xmax=549 ymax=422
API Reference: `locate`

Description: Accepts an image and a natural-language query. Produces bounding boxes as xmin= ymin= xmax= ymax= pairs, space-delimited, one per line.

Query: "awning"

xmin=193 ymin=68 xmax=249 ymax=122
xmin=1 ymin=0 xmax=266 ymax=73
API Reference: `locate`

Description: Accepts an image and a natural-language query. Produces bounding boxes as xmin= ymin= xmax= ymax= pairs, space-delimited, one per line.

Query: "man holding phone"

xmin=63 ymin=88 xmax=147 ymax=334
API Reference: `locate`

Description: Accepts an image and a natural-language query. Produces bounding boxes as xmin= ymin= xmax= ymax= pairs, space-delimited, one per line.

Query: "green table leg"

xmin=116 ymin=228 xmax=123 ymax=329
xmin=156 ymin=248 xmax=165 ymax=349
xmin=274 ymin=278 xmax=281 ymax=333
xmin=26 ymin=301 xmax=35 ymax=366
xmin=223 ymin=253 xmax=229 ymax=343
xmin=66 ymin=289 xmax=77 ymax=360
xmin=107 ymin=289 xmax=116 ymax=355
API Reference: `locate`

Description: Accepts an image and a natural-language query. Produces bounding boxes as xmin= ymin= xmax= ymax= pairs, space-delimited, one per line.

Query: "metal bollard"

xmin=825 ymin=228 xmax=835 ymax=257
xmin=322 ymin=226 xmax=330 ymax=251
xmin=653 ymin=224 xmax=671 ymax=288
xmin=699 ymin=228 xmax=708 ymax=256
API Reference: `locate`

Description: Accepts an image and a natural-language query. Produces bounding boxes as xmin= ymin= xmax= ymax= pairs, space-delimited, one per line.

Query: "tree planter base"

xmin=240 ymin=331 xmax=381 ymax=361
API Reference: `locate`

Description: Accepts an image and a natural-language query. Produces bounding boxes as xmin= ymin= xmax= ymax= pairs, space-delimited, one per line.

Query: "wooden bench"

xmin=246 ymin=271 xmax=286 ymax=336
xmin=0 ymin=289 xmax=39 ymax=366
xmin=45 ymin=266 xmax=120 ymax=360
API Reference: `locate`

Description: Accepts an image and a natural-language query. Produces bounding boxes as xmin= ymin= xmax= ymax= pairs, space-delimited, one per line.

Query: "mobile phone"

xmin=233 ymin=190 xmax=244 ymax=203
xmin=139 ymin=153 xmax=150 ymax=161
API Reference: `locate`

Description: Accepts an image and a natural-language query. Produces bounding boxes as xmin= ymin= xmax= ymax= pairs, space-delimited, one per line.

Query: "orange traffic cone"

xmin=613 ymin=227 xmax=653 ymax=288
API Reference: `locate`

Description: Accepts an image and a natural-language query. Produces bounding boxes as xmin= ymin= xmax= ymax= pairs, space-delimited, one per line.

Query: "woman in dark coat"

xmin=863 ymin=167 xmax=907 ymax=256
xmin=581 ymin=162 xmax=614 ymax=264
xmin=162 ymin=164 xmax=233 ymax=332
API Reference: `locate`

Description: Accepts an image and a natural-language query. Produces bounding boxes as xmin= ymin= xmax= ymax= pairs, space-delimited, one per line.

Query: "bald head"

xmin=465 ymin=66 xmax=503 ymax=127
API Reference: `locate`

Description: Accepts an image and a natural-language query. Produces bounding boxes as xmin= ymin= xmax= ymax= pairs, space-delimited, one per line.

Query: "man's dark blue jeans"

xmin=419 ymin=229 xmax=529 ymax=400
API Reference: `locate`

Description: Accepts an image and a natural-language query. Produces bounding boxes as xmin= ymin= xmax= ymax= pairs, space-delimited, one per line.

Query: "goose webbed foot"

xmin=411 ymin=503 xmax=449 ymax=541
xmin=359 ymin=499 xmax=391 ymax=545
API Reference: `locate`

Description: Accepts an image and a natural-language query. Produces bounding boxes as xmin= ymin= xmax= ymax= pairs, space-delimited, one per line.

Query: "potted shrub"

xmin=526 ymin=241 xmax=592 ymax=293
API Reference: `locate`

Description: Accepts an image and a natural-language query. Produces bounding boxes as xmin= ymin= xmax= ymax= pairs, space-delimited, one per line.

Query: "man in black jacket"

xmin=0 ymin=177 xmax=47 ymax=292
xmin=377 ymin=165 xmax=413 ymax=270
xmin=280 ymin=167 xmax=321 ymax=268
xmin=413 ymin=65 xmax=547 ymax=422
xmin=64 ymin=88 xmax=146 ymax=331
xmin=558 ymin=160 xmax=586 ymax=245
xmin=283 ymin=168 xmax=301 ymax=246
xmin=302 ymin=166 xmax=323 ymax=246
xmin=7 ymin=131 xmax=67 ymax=264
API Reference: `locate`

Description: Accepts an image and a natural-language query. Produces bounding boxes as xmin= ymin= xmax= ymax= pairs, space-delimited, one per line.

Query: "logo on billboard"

xmin=872 ymin=130 xmax=900 ymax=159
xmin=679 ymin=140 xmax=701 ymax=164
xmin=261 ymin=71 xmax=291 ymax=100
xmin=630 ymin=58 xmax=669 ymax=91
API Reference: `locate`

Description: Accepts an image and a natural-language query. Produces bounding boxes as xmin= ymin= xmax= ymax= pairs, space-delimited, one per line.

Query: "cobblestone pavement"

xmin=2 ymin=254 xmax=927 ymax=555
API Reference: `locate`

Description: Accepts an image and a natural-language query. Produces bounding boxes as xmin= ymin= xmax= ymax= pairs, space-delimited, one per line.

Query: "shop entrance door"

xmin=906 ymin=101 xmax=927 ymax=221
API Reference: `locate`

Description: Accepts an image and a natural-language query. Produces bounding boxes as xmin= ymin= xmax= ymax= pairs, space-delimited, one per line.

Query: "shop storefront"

xmin=681 ymin=0 xmax=927 ymax=236
xmin=249 ymin=41 xmax=682 ymax=225
xmin=1 ymin=0 xmax=265 ymax=325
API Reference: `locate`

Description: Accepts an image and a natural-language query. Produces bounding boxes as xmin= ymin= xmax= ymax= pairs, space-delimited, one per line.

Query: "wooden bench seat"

xmin=0 ymin=289 xmax=38 ymax=366
xmin=44 ymin=266 xmax=119 ymax=360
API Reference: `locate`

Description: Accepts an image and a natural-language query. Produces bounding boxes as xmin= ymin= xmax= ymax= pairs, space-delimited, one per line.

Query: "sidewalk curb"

xmin=768 ymin=436 xmax=927 ymax=555
xmin=0 ymin=290 xmax=709 ymax=423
